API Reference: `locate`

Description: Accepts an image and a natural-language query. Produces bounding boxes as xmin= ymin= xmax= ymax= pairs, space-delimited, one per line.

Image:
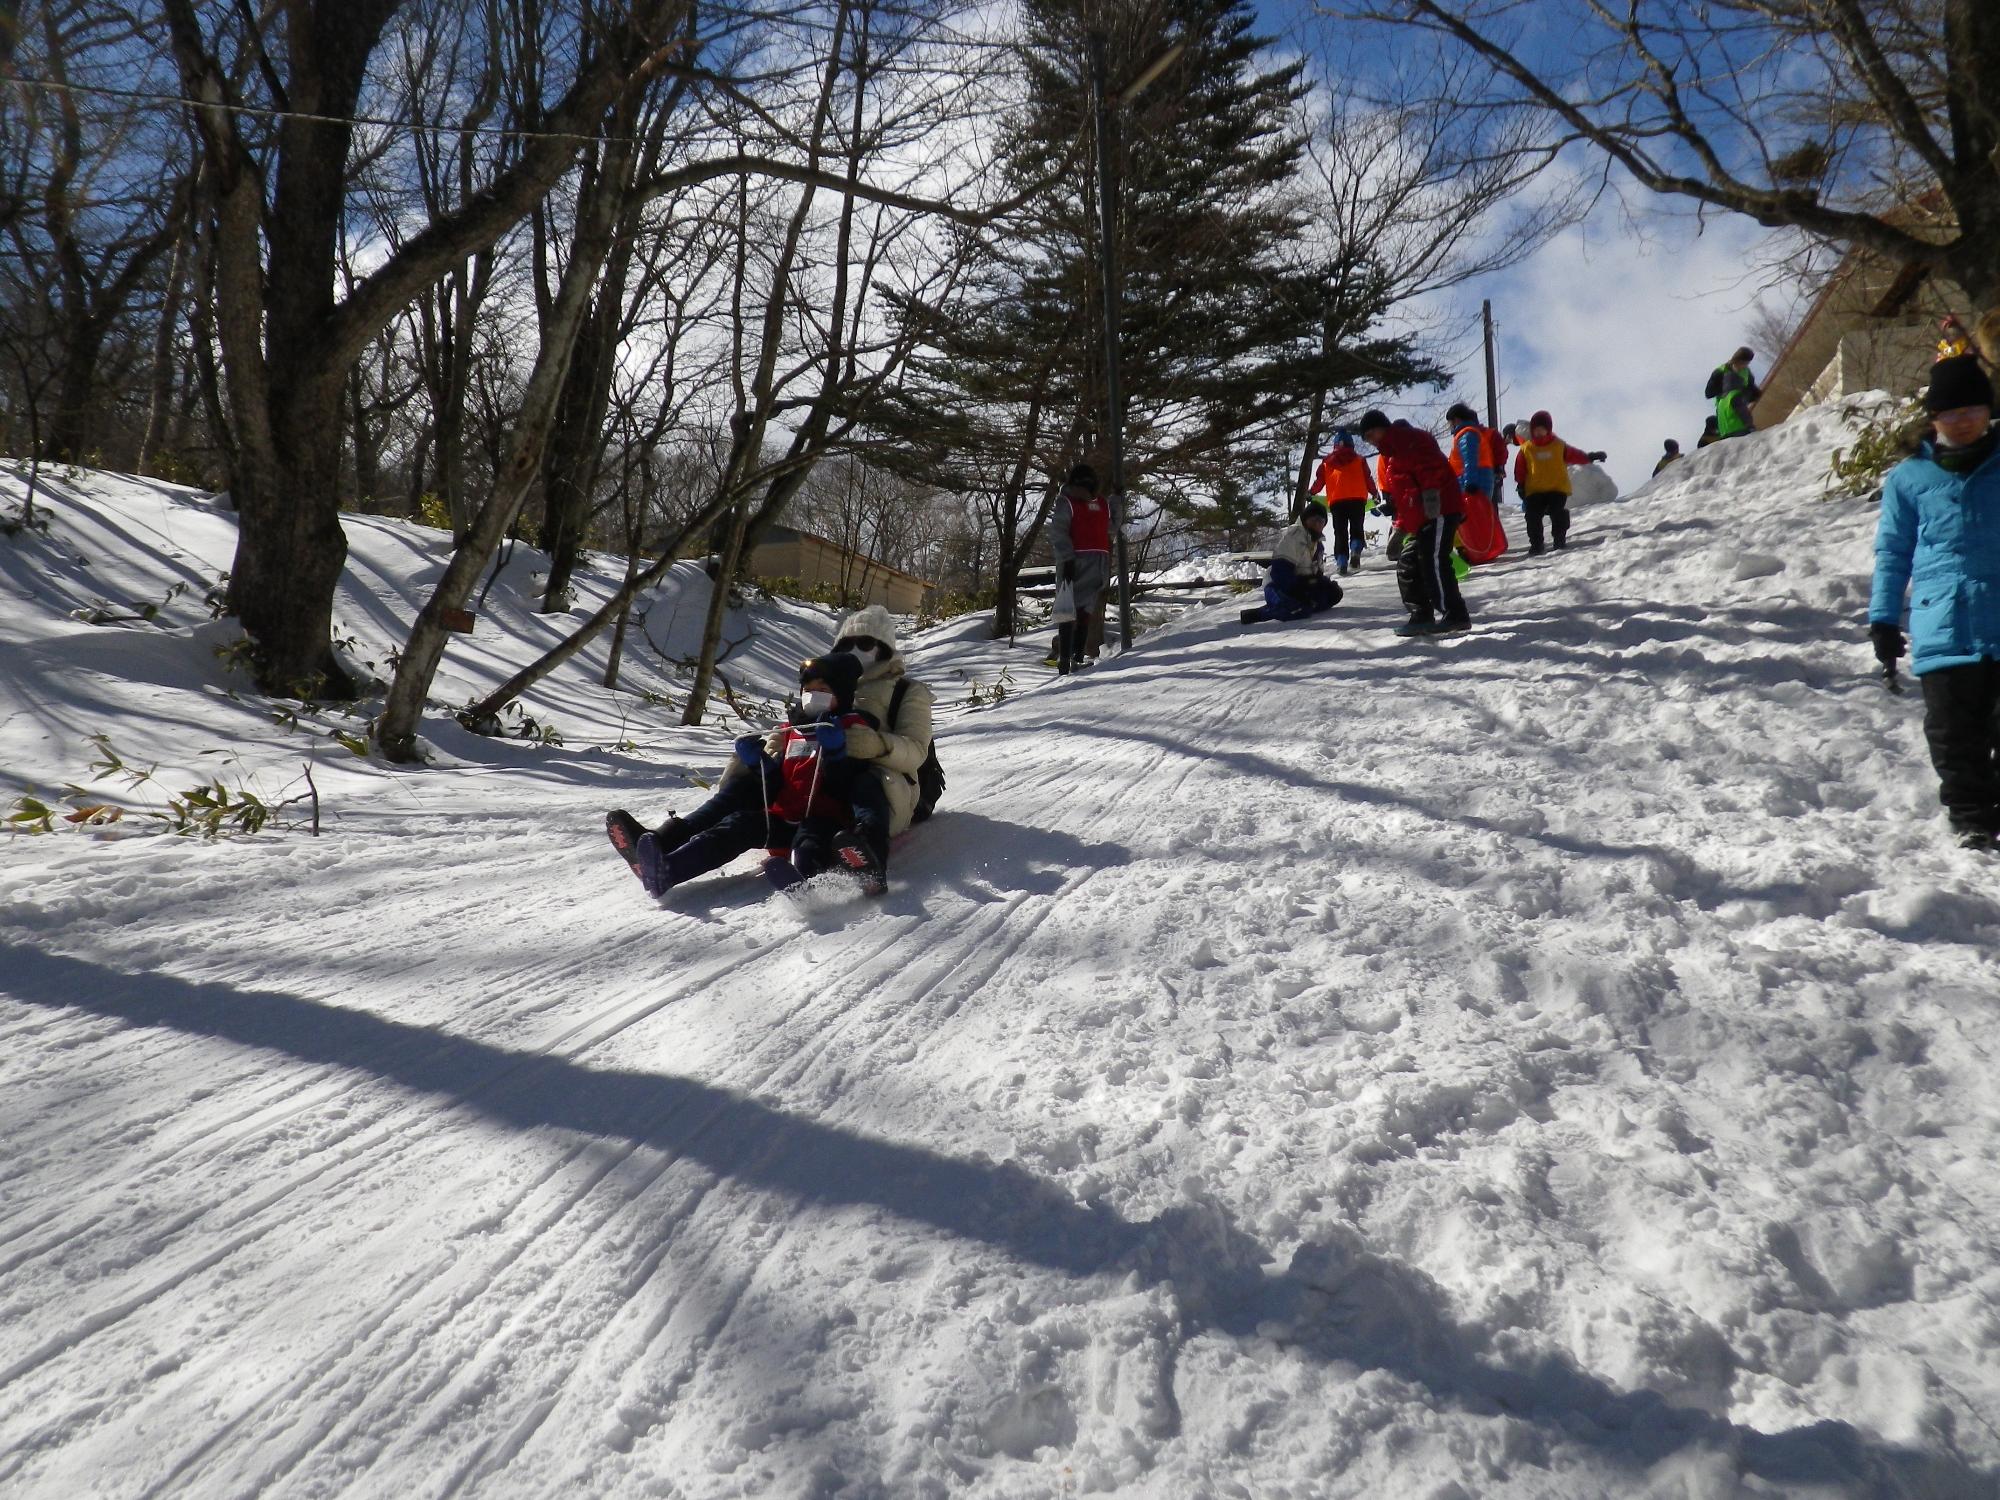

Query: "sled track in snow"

xmin=0 ymin=688 xmax=1231 ymax=1496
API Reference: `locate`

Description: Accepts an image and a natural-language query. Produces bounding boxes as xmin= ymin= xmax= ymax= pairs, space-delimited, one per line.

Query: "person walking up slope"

xmin=1870 ymin=355 xmax=2000 ymax=852
xmin=1512 ymin=411 xmax=1605 ymax=555
xmin=1049 ymin=463 xmax=1113 ymax=675
xmin=1445 ymin=401 xmax=1508 ymax=564
xmin=1314 ymin=430 xmax=1379 ymax=575
xmin=1705 ymin=348 xmax=1761 ymax=439
xmin=1358 ymin=411 xmax=1470 ymax=636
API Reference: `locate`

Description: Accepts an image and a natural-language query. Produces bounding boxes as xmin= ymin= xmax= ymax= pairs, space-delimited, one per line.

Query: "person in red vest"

xmin=1049 ymin=462 xmax=1113 ymax=675
xmin=1313 ymin=429 xmax=1380 ymax=575
xmin=1358 ymin=410 xmax=1471 ymax=636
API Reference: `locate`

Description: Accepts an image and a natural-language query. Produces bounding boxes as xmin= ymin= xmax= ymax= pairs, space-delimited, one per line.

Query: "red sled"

xmin=1456 ymin=490 xmax=1508 ymax=564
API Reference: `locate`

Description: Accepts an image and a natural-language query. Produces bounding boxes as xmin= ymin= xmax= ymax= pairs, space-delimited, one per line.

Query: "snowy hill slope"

xmin=3 ymin=414 xmax=1999 ymax=1500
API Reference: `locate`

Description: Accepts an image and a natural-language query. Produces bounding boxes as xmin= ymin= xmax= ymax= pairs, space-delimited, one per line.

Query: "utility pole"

xmin=1482 ymin=299 xmax=1499 ymax=431
xmin=1087 ymin=32 xmax=1182 ymax=658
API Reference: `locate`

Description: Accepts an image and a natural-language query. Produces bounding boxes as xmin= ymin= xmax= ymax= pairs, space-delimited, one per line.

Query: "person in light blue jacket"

xmin=1869 ymin=354 xmax=2000 ymax=851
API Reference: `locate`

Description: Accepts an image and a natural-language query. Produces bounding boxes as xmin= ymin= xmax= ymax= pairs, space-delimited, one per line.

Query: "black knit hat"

xmin=798 ymin=652 xmax=862 ymax=710
xmin=1357 ymin=409 xmax=1390 ymax=435
xmin=1067 ymin=462 xmax=1098 ymax=490
xmin=1445 ymin=401 xmax=1478 ymax=427
xmin=1925 ymin=354 xmax=1995 ymax=414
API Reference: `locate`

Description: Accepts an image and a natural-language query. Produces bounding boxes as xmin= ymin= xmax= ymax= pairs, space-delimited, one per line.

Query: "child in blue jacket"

xmin=1870 ymin=355 xmax=2000 ymax=851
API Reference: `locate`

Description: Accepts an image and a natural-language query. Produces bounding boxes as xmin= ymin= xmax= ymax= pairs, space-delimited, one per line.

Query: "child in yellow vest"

xmin=1510 ymin=410 xmax=1605 ymax=554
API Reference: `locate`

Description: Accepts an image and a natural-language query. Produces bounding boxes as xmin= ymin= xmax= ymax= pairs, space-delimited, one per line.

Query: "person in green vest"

xmin=1704 ymin=347 xmax=1761 ymax=439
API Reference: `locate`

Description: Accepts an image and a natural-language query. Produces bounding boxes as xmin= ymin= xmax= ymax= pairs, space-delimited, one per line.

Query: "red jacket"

xmin=1372 ymin=423 xmax=1464 ymax=530
xmin=767 ymin=715 xmax=867 ymax=823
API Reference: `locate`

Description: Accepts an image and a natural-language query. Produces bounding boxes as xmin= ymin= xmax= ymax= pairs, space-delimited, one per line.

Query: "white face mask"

xmin=799 ymin=690 xmax=837 ymax=716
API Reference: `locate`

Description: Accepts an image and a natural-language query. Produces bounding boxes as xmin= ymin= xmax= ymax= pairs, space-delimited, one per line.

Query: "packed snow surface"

xmin=3 ymin=407 xmax=1998 ymax=1499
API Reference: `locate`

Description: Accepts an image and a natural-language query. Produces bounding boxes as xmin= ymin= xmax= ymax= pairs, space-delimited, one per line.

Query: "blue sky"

xmin=1255 ymin=0 xmax=1799 ymax=493
xmin=1420 ymin=202 xmax=1782 ymax=494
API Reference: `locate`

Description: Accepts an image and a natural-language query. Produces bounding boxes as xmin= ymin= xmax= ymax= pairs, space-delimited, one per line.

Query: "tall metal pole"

xmin=1482 ymin=299 xmax=1499 ymax=431
xmin=1088 ymin=30 xmax=1135 ymax=656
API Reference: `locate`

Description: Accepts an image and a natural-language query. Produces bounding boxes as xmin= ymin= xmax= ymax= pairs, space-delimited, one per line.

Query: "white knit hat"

xmin=836 ymin=603 xmax=898 ymax=649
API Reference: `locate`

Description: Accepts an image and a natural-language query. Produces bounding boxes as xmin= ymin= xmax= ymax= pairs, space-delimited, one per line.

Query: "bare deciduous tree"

xmin=1337 ymin=0 xmax=2000 ymax=305
xmin=160 ymin=0 xmax=694 ymax=699
xmin=0 ymin=2 xmax=193 ymax=465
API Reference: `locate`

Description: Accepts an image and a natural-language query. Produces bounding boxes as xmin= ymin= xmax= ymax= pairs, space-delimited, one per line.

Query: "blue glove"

xmin=734 ymin=735 xmax=766 ymax=769
xmin=810 ymin=721 xmax=847 ymax=757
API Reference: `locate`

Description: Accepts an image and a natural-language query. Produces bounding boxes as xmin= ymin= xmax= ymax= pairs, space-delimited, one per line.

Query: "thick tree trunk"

xmin=46 ymin=319 xmax=104 ymax=461
xmin=138 ymin=228 xmax=192 ymax=475
xmin=228 ymin=381 xmax=355 ymax=695
xmin=992 ymin=540 xmax=1024 ymax=639
xmin=537 ymin=297 xmax=612 ymax=609
xmin=162 ymin=0 xmax=679 ymax=700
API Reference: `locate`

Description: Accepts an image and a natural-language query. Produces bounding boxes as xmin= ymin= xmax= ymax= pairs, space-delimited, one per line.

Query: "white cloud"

xmin=1456 ymin=205 xmax=1782 ymax=494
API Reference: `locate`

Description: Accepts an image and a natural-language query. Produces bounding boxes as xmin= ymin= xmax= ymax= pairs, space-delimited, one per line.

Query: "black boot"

xmin=1055 ymin=621 xmax=1075 ymax=675
xmin=834 ymin=830 xmax=889 ymax=896
xmin=606 ymin=810 xmax=647 ymax=877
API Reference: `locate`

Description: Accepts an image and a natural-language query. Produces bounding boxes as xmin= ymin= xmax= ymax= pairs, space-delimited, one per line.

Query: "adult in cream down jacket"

xmin=729 ymin=655 xmax=933 ymax=834
xmin=818 ymin=604 xmax=935 ymax=836
xmin=605 ymin=605 xmax=936 ymax=896
xmin=839 ymin=649 xmax=935 ymax=836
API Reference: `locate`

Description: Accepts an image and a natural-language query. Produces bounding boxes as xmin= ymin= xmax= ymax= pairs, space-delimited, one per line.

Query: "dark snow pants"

xmin=658 ymin=803 xmax=847 ymax=887
xmin=1522 ymin=490 xmax=1571 ymax=552
xmin=1396 ymin=514 xmax=1468 ymax=625
xmin=1920 ymin=659 xmax=2000 ymax=835
xmin=1252 ymin=573 xmax=1342 ymax=623
xmin=1330 ymin=500 xmax=1368 ymax=561
xmin=819 ymin=759 xmax=895 ymax=868
xmin=660 ymin=757 xmax=893 ymax=880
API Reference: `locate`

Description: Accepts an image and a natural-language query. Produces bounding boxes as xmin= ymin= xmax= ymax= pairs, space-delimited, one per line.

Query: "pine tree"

xmin=877 ymin=0 xmax=1434 ymax=631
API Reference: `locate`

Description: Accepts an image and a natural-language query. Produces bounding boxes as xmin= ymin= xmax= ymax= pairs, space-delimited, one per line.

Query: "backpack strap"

xmin=888 ymin=676 xmax=910 ymax=731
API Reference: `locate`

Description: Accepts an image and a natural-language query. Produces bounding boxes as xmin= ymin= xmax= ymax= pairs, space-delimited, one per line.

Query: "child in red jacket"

xmin=1359 ymin=410 xmax=1472 ymax=636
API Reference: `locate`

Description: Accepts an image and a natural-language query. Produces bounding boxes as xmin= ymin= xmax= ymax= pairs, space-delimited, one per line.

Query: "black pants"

xmin=1523 ymin=490 xmax=1570 ymax=551
xmin=661 ymin=758 xmax=895 ymax=877
xmin=1248 ymin=573 xmax=1342 ymax=623
xmin=1330 ymin=499 xmax=1367 ymax=560
xmin=1396 ymin=514 xmax=1468 ymax=624
xmin=1920 ymin=660 xmax=2000 ymax=834
xmin=660 ymin=802 xmax=846 ymax=886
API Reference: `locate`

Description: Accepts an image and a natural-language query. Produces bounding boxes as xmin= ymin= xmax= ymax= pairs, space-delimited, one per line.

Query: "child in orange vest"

xmin=1314 ymin=430 xmax=1380 ymax=575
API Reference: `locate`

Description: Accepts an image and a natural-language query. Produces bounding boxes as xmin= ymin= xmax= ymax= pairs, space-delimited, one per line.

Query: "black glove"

xmin=1587 ymin=451 xmax=1607 ymax=462
xmin=1869 ymin=621 xmax=1906 ymax=666
xmin=1058 ymin=560 xmax=1077 ymax=583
